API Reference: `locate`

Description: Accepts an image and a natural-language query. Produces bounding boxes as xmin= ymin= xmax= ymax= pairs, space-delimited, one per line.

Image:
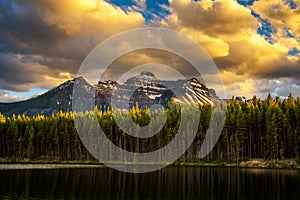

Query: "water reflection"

xmin=0 ymin=167 xmax=300 ymax=199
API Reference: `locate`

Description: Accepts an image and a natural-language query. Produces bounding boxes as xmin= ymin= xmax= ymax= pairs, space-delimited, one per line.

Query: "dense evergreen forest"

xmin=1 ymin=94 xmax=300 ymax=164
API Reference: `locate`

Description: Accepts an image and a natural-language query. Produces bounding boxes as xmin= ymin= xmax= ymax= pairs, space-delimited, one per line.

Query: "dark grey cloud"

xmin=0 ymin=53 xmax=49 ymax=91
xmin=0 ymin=1 xmax=68 ymax=55
xmin=214 ymin=51 xmax=300 ymax=81
xmin=103 ymin=49 xmax=202 ymax=81
xmin=260 ymin=62 xmax=300 ymax=80
xmin=0 ymin=0 xmax=96 ymax=91
xmin=0 ymin=0 xmax=145 ymax=94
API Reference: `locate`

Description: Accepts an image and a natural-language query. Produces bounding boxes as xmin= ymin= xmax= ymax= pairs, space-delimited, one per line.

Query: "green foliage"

xmin=1 ymin=95 xmax=300 ymax=163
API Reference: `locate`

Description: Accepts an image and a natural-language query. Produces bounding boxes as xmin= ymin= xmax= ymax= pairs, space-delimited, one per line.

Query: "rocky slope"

xmin=0 ymin=72 xmax=217 ymax=116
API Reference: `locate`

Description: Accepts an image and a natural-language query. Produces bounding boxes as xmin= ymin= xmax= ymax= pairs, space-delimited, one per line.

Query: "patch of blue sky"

xmin=146 ymin=0 xmax=170 ymax=20
xmin=106 ymin=0 xmax=170 ymax=22
xmin=6 ymin=87 xmax=49 ymax=101
xmin=0 ymin=0 xmax=8 ymax=18
xmin=288 ymin=47 xmax=300 ymax=56
xmin=237 ymin=0 xmax=256 ymax=7
xmin=251 ymin=10 xmax=277 ymax=44
xmin=106 ymin=0 xmax=133 ymax=11
xmin=284 ymin=0 xmax=298 ymax=9
xmin=0 ymin=0 xmax=9 ymax=7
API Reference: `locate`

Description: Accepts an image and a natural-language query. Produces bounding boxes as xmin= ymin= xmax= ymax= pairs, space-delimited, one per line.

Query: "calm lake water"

xmin=1 ymin=165 xmax=300 ymax=200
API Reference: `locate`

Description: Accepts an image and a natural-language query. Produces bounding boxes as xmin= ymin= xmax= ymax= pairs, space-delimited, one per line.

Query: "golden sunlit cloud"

xmin=157 ymin=0 xmax=300 ymax=98
xmin=253 ymin=0 xmax=300 ymax=37
xmin=0 ymin=0 xmax=145 ymax=96
xmin=34 ymin=0 xmax=145 ymax=37
xmin=1 ymin=0 xmax=300 ymax=101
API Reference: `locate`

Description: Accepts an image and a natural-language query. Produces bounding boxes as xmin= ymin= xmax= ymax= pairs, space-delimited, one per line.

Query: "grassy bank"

xmin=174 ymin=159 xmax=300 ymax=169
xmin=1 ymin=158 xmax=300 ymax=169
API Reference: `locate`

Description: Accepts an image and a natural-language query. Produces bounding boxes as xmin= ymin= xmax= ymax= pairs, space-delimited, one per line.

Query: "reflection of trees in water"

xmin=0 ymin=167 xmax=300 ymax=199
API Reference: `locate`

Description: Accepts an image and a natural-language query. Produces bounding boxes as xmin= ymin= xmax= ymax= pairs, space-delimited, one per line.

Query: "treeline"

xmin=214 ymin=94 xmax=300 ymax=163
xmin=0 ymin=111 xmax=94 ymax=161
xmin=1 ymin=94 xmax=300 ymax=163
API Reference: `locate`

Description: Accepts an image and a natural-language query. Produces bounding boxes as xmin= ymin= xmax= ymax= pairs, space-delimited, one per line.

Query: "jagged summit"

xmin=0 ymin=76 xmax=94 ymax=116
xmin=0 ymin=73 xmax=218 ymax=116
xmin=141 ymin=71 xmax=155 ymax=77
xmin=96 ymin=72 xmax=217 ymax=110
xmin=124 ymin=71 xmax=158 ymax=85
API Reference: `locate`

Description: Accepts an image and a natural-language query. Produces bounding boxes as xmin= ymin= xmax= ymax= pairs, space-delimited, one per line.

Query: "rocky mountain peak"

xmin=141 ymin=71 xmax=155 ymax=77
xmin=124 ymin=71 xmax=158 ymax=85
xmin=0 ymin=73 xmax=219 ymax=116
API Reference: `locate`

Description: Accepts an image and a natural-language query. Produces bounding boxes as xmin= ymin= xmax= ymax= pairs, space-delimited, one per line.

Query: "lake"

xmin=1 ymin=165 xmax=300 ymax=199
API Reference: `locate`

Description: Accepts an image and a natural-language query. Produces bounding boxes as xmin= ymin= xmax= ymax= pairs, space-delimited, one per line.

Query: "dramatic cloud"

xmin=253 ymin=0 xmax=300 ymax=37
xmin=0 ymin=53 xmax=74 ymax=91
xmin=160 ymin=0 xmax=300 ymax=98
xmin=102 ymin=49 xmax=199 ymax=81
xmin=0 ymin=0 xmax=300 ymax=101
xmin=0 ymin=0 xmax=144 ymax=94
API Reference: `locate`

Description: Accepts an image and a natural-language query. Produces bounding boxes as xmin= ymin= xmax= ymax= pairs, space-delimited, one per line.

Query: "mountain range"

xmin=0 ymin=72 xmax=218 ymax=116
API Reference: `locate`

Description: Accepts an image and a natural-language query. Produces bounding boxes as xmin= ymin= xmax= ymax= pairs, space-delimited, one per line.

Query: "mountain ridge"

xmin=0 ymin=72 xmax=217 ymax=116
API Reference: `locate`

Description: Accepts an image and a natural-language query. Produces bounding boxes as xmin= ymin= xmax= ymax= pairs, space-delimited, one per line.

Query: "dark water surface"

xmin=1 ymin=166 xmax=300 ymax=199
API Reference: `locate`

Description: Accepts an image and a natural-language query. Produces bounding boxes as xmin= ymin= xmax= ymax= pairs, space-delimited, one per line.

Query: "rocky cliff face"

xmin=94 ymin=72 xmax=216 ymax=110
xmin=0 ymin=72 xmax=217 ymax=116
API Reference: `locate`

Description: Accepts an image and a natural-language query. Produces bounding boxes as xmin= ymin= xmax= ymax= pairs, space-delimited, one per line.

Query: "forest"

xmin=1 ymin=94 xmax=300 ymax=164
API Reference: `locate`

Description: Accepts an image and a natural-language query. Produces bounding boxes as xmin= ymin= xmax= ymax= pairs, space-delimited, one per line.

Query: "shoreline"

xmin=0 ymin=159 xmax=299 ymax=170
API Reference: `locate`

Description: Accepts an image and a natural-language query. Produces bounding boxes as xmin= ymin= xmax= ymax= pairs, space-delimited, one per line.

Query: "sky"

xmin=0 ymin=0 xmax=300 ymax=102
